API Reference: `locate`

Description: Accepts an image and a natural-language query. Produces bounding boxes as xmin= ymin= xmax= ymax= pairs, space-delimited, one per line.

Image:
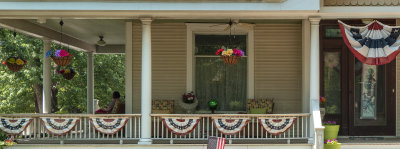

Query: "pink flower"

xmin=58 ymin=50 xmax=70 ymax=57
xmin=216 ymin=49 xmax=224 ymax=55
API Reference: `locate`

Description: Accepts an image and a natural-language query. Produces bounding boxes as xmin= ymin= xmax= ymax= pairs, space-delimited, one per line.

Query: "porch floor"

xmin=339 ymin=136 xmax=400 ymax=144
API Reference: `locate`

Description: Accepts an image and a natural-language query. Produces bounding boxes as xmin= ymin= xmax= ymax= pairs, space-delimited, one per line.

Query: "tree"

xmin=0 ymin=28 xmax=125 ymax=114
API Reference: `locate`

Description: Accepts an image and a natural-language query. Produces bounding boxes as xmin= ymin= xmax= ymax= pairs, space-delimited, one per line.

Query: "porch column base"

xmin=138 ymin=138 xmax=153 ymax=145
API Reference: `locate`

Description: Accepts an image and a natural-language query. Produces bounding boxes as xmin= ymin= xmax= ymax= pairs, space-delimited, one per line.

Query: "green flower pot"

xmin=324 ymin=125 xmax=340 ymax=140
xmin=324 ymin=143 xmax=341 ymax=149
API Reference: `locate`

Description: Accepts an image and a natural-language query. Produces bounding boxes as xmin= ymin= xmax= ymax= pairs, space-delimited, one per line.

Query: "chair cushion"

xmin=246 ymin=99 xmax=274 ymax=114
xmin=249 ymin=107 xmax=268 ymax=114
xmin=152 ymin=100 xmax=174 ymax=114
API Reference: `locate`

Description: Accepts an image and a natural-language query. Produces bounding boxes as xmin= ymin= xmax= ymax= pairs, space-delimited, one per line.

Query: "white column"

xmin=87 ymin=52 xmax=94 ymax=114
xmin=42 ymin=38 xmax=52 ymax=114
xmin=302 ymin=19 xmax=311 ymax=113
xmin=125 ymin=21 xmax=133 ymax=114
xmin=138 ymin=18 xmax=152 ymax=145
xmin=309 ymin=17 xmax=324 ymax=149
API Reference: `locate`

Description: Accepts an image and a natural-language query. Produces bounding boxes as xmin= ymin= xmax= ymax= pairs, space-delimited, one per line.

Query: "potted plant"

xmin=323 ymin=121 xmax=340 ymax=140
xmin=58 ymin=68 xmax=76 ymax=80
xmin=320 ymin=97 xmax=326 ymax=120
xmin=215 ymin=48 xmax=245 ymax=65
xmin=178 ymin=91 xmax=198 ymax=114
xmin=46 ymin=49 xmax=73 ymax=66
xmin=2 ymin=57 xmax=27 ymax=72
xmin=208 ymin=99 xmax=218 ymax=114
xmin=324 ymin=139 xmax=341 ymax=149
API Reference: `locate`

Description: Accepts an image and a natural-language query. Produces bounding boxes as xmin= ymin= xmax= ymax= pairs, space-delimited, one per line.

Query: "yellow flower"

xmin=7 ymin=58 xmax=15 ymax=64
xmin=222 ymin=51 xmax=228 ymax=56
xmin=226 ymin=49 xmax=233 ymax=56
xmin=16 ymin=59 xmax=24 ymax=65
xmin=64 ymin=69 xmax=71 ymax=74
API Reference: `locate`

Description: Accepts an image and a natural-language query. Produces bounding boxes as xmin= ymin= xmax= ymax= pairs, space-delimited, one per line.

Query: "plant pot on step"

xmin=324 ymin=125 xmax=340 ymax=140
xmin=324 ymin=143 xmax=341 ymax=149
xmin=52 ymin=54 xmax=73 ymax=66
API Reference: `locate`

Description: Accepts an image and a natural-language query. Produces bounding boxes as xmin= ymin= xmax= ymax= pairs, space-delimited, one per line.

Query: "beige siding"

xmin=254 ymin=23 xmax=302 ymax=113
xmin=132 ymin=23 xmax=187 ymax=113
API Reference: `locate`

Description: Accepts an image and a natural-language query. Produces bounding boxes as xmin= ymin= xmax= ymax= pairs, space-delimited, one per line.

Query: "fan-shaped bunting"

xmin=161 ymin=117 xmax=200 ymax=135
xmin=338 ymin=20 xmax=400 ymax=65
xmin=40 ymin=117 xmax=80 ymax=135
xmin=89 ymin=117 xmax=129 ymax=135
xmin=0 ymin=117 xmax=32 ymax=135
xmin=212 ymin=117 xmax=250 ymax=135
xmin=258 ymin=117 xmax=296 ymax=136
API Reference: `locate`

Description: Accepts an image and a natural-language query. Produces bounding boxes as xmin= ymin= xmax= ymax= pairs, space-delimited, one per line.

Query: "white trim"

xmin=185 ymin=23 xmax=255 ymax=99
xmin=302 ymin=19 xmax=311 ymax=113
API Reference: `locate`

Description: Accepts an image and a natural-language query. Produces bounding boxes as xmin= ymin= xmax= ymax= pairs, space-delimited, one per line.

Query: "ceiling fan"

xmin=210 ymin=19 xmax=254 ymax=31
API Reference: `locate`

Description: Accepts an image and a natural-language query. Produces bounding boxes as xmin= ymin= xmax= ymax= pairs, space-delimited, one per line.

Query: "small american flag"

xmin=207 ymin=136 xmax=225 ymax=149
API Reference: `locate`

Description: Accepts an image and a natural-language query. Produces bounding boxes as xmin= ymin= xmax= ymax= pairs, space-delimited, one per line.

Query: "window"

xmin=194 ymin=35 xmax=247 ymax=111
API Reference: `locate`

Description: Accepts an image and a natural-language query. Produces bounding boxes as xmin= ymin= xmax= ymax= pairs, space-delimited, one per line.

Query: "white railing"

xmin=0 ymin=114 xmax=141 ymax=143
xmin=150 ymin=113 xmax=310 ymax=143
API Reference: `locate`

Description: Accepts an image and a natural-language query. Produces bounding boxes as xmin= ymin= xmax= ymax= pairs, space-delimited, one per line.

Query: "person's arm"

xmin=104 ymin=99 xmax=117 ymax=112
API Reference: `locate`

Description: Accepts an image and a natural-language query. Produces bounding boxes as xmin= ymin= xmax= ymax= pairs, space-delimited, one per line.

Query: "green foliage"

xmin=0 ymin=28 xmax=125 ymax=113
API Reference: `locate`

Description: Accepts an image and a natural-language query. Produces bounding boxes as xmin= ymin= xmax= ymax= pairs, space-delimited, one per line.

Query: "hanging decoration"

xmin=89 ymin=117 xmax=129 ymax=135
xmin=212 ymin=117 xmax=250 ymax=135
xmin=40 ymin=117 xmax=80 ymax=136
xmin=258 ymin=117 xmax=296 ymax=136
xmin=338 ymin=20 xmax=400 ymax=65
xmin=2 ymin=31 xmax=27 ymax=72
xmin=0 ymin=117 xmax=32 ymax=135
xmin=58 ymin=68 xmax=76 ymax=80
xmin=215 ymin=20 xmax=245 ymax=65
xmin=46 ymin=19 xmax=73 ymax=66
xmin=161 ymin=117 xmax=200 ymax=135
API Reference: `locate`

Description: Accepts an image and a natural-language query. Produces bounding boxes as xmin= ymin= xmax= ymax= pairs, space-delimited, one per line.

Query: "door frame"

xmin=320 ymin=19 xmax=396 ymax=136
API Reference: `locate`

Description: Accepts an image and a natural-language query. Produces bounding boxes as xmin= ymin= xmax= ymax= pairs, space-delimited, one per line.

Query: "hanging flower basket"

xmin=216 ymin=48 xmax=245 ymax=65
xmin=46 ymin=49 xmax=72 ymax=66
xmin=2 ymin=57 xmax=26 ymax=72
xmin=58 ymin=68 xmax=76 ymax=80
xmin=221 ymin=55 xmax=240 ymax=65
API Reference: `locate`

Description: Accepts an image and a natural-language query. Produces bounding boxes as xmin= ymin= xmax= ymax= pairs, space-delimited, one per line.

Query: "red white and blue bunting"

xmin=40 ymin=117 xmax=80 ymax=136
xmin=339 ymin=20 xmax=400 ymax=65
xmin=0 ymin=117 xmax=32 ymax=135
xmin=161 ymin=117 xmax=200 ymax=135
xmin=212 ymin=117 xmax=250 ymax=135
xmin=258 ymin=117 xmax=296 ymax=136
xmin=89 ymin=117 xmax=129 ymax=135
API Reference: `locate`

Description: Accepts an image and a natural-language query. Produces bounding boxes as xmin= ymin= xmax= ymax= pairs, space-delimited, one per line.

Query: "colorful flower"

xmin=64 ymin=69 xmax=71 ymax=74
xmin=58 ymin=69 xmax=65 ymax=74
xmin=45 ymin=50 xmax=53 ymax=58
xmin=226 ymin=49 xmax=233 ymax=56
xmin=7 ymin=58 xmax=16 ymax=64
xmin=54 ymin=49 xmax=70 ymax=57
xmin=216 ymin=48 xmax=224 ymax=55
xmin=16 ymin=59 xmax=24 ymax=65
xmin=222 ymin=51 xmax=228 ymax=56
xmin=2 ymin=61 xmax=5 ymax=65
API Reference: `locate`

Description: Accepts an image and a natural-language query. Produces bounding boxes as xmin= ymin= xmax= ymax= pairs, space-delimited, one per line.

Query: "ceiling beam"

xmin=0 ymin=19 xmax=96 ymax=52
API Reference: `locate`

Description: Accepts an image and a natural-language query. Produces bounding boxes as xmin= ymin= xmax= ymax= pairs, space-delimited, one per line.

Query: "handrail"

xmin=0 ymin=114 xmax=142 ymax=117
xmin=150 ymin=113 xmax=311 ymax=117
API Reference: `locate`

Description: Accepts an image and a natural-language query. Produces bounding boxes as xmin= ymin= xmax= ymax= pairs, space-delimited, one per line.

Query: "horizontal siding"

xmin=254 ymin=23 xmax=302 ymax=113
xmin=132 ymin=23 xmax=187 ymax=113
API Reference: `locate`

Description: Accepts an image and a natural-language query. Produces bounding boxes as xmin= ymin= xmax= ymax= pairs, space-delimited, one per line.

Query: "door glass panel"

xmin=323 ymin=52 xmax=341 ymax=114
xmin=354 ymin=59 xmax=387 ymax=126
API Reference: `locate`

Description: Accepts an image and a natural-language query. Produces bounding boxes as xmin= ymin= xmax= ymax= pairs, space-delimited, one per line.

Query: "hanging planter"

xmin=46 ymin=49 xmax=72 ymax=66
xmin=58 ymin=68 xmax=76 ymax=80
xmin=216 ymin=48 xmax=244 ymax=65
xmin=2 ymin=57 xmax=26 ymax=72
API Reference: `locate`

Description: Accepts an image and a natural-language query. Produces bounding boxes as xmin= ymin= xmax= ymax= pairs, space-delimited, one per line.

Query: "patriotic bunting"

xmin=40 ymin=117 xmax=80 ymax=136
xmin=338 ymin=20 xmax=400 ymax=65
xmin=89 ymin=117 xmax=129 ymax=135
xmin=0 ymin=117 xmax=32 ymax=135
xmin=212 ymin=117 xmax=250 ymax=135
xmin=161 ymin=117 xmax=200 ymax=135
xmin=258 ymin=117 xmax=296 ymax=136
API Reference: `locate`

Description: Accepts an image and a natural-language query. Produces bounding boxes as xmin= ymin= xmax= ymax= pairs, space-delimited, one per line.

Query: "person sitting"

xmin=95 ymin=91 xmax=121 ymax=114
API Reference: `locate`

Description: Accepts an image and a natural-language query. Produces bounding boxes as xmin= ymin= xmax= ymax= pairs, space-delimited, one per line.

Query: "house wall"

xmin=254 ymin=23 xmax=303 ymax=113
xmin=132 ymin=22 xmax=303 ymax=114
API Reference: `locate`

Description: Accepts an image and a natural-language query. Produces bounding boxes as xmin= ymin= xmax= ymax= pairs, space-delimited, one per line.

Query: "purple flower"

xmin=55 ymin=50 xmax=62 ymax=57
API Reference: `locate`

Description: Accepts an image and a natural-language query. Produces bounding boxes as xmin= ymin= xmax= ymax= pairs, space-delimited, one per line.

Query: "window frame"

xmin=185 ymin=23 xmax=255 ymax=104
